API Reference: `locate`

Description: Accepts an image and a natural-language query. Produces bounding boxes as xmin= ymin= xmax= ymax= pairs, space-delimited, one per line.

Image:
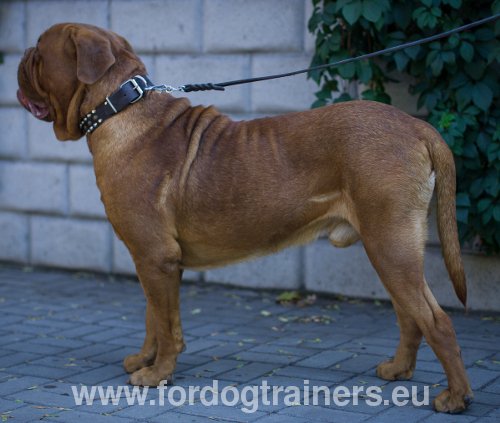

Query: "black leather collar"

xmin=79 ymin=75 xmax=153 ymax=135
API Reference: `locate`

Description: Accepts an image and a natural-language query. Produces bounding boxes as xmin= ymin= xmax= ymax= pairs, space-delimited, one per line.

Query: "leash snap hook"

xmin=144 ymin=84 xmax=182 ymax=93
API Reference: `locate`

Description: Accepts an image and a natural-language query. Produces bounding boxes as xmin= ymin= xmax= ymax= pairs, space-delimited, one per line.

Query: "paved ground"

xmin=0 ymin=264 xmax=498 ymax=422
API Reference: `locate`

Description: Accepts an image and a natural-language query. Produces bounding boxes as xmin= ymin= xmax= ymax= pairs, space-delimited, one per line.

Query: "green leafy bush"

xmin=308 ymin=0 xmax=500 ymax=252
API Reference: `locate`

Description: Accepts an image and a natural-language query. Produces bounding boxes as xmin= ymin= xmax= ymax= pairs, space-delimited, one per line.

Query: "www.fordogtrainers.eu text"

xmin=72 ymin=379 xmax=430 ymax=413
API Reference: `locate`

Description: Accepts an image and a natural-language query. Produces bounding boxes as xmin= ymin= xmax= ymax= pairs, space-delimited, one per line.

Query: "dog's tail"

xmin=426 ymin=125 xmax=467 ymax=307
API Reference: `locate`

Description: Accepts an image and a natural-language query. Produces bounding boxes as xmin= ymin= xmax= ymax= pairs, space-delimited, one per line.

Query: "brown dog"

xmin=17 ymin=23 xmax=472 ymax=412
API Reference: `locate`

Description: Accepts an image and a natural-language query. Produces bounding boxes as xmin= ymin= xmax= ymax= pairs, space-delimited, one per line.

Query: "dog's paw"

xmin=123 ymin=353 xmax=155 ymax=373
xmin=376 ymin=359 xmax=414 ymax=380
xmin=128 ymin=365 xmax=174 ymax=387
xmin=433 ymin=388 xmax=473 ymax=413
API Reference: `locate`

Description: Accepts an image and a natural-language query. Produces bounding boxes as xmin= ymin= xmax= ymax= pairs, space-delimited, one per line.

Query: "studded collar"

xmin=79 ymin=75 xmax=153 ymax=135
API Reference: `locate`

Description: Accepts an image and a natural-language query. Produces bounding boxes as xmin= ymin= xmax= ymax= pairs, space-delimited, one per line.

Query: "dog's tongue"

xmin=28 ymin=101 xmax=49 ymax=120
xmin=17 ymin=89 xmax=49 ymax=120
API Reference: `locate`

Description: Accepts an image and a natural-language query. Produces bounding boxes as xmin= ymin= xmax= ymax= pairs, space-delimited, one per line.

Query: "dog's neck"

xmin=86 ymin=91 xmax=191 ymax=157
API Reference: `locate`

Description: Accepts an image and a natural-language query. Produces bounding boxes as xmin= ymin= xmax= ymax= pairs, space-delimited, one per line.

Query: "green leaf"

xmin=477 ymin=198 xmax=493 ymax=213
xmin=364 ymin=89 xmax=391 ymax=103
xmin=450 ymin=72 xmax=468 ymax=89
xmin=463 ymin=143 xmax=478 ymax=159
xmin=425 ymin=50 xmax=438 ymax=67
xmin=494 ymin=0 xmax=500 ymax=13
xmin=456 ymin=207 xmax=469 ymax=223
xmin=356 ymin=61 xmax=373 ymax=83
xmin=412 ymin=6 xmax=426 ymax=20
xmin=426 ymin=14 xmax=438 ymax=29
xmin=334 ymin=0 xmax=352 ymax=12
xmin=456 ymin=192 xmax=471 ymax=207
xmin=405 ymin=45 xmax=420 ymax=59
xmin=394 ymin=51 xmax=409 ymax=71
xmin=424 ymin=91 xmax=439 ymax=109
xmin=362 ymin=0 xmax=383 ymax=22
xmin=470 ymin=178 xmax=484 ymax=198
xmin=441 ymin=51 xmax=455 ymax=65
xmin=448 ymin=33 xmax=460 ymax=48
xmin=456 ymin=83 xmax=473 ymax=110
xmin=414 ymin=8 xmax=430 ymax=28
xmin=430 ymin=55 xmax=443 ymax=76
xmin=485 ymin=170 xmax=499 ymax=196
xmin=493 ymin=205 xmax=500 ymax=222
xmin=338 ymin=61 xmax=356 ymax=78
xmin=328 ymin=31 xmax=342 ymax=50
xmin=439 ymin=112 xmax=455 ymax=129
xmin=472 ymin=82 xmax=493 ymax=111
xmin=488 ymin=44 xmax=500 ymax=64
xmin=460 ymin=42 xmax=474 ymax=62
xmin=477 ymin=132 xmax=491 ymax=153
xmin=342 ymin=1 xmax=363 ymax=25
xmin=312 ymin=99 xmax=327 ymax=109
xmin=334 ymin=92 xmax=353 ymax=103
xmin=487 ymin=143 xmax=500 ymax=162
xmin=482 ymin=206 xmax=494 ymax=224
xmin=308 ymin=9 xmax=323 ymax=31
xmin=447 ymin=0 xmax=462 ymax=8
xmin=430 ymin=7 xmax=442 ymax=17
xmin=325 ymin=3 xmax=338 ymax=14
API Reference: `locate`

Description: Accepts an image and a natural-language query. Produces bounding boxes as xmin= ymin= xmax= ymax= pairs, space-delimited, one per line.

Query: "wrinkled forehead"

xmin=40 ymin=22 xmax=104 ymax=37
xmin=36 ymin=23 xmax=79 ymax=52
xmin=36 ymin=23 xmax=130 ymax=56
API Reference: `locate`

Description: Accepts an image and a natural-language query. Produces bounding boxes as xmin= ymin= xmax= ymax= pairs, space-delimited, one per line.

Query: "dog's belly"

xmin=178 ymin=192 xmax=359 ymax=270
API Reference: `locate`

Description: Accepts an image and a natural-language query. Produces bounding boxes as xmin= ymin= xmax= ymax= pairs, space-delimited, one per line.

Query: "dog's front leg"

xmin=127 ymin=258 xmax=184 ymax=386
xmin=124 ymin=268 xmax=186 ymax=374
xmin=124 ymin=302 xmax=157 ymax=373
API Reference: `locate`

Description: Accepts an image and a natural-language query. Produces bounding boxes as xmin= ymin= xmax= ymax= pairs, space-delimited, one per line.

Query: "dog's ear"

xmin=71 ymin=27 xmax=116 ymax=84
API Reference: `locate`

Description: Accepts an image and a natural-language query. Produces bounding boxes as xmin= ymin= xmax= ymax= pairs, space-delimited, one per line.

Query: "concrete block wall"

xmin=1 ymin=0 xmax=498 ymax=310
xmin=0 ymin=0 xmax=316 ymax=276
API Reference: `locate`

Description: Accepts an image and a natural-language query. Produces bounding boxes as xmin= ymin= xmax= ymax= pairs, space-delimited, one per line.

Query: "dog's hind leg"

xmin=362 ymin=224 xmax=472 ymax=413
xmin=376 ymin=301 xmax=422 ymax=380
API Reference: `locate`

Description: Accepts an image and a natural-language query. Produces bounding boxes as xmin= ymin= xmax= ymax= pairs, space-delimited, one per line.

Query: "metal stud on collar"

xmin=79 ymin=110 xmax=102 ymax=134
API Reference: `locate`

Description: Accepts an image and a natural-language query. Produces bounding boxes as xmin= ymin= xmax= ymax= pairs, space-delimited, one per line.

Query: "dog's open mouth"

xmin=17 ymin=89 xmax=50 ymax=121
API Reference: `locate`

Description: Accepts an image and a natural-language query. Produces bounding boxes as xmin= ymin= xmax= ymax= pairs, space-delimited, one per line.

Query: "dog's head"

xmin=17 ymin=23 xmax=145 ymax=141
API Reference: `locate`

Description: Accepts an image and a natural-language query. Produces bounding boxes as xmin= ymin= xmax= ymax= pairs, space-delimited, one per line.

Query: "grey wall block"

xmin=205 ymin=247 xmax=302 ymax=289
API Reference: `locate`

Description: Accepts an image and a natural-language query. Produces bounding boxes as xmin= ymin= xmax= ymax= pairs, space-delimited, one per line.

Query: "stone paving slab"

xmin=0 ymin=265 xmax=499 ymax=422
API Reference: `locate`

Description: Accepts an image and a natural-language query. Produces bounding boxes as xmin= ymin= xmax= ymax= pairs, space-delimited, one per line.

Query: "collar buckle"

xmin=120 ymin=75 xmax=147 ymax=103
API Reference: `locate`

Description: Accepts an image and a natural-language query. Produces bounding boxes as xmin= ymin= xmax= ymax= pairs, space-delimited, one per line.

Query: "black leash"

xmin=145 ymin=14 xmax=499 ymax=94
xmin=81 ymin=14 xmax=498 ymax=134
